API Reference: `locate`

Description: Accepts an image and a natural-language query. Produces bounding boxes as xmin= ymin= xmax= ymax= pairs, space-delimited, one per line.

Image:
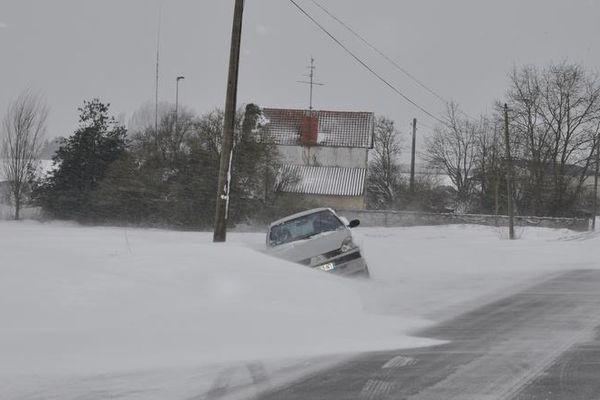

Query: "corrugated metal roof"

xmin=262 ymin=108 xmax=374 ymax=148
xmin=279 ymin=164 xmax=366 ymax=196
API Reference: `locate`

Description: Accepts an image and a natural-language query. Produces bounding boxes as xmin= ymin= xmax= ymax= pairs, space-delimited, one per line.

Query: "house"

xmin=398 ymin=162 xmax=453 ymax=187
xmin=261 ymin=108 xmax=374 ymax=209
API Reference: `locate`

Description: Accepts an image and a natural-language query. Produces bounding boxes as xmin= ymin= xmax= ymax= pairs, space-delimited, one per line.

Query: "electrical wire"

xmin=288 ymin=0 xmax=446 ymax=126
xmin=309 ymin=0 xmax=447 ymax=104
xmin=308 ymin=0 xmax=478 ymax=123
xmin=417 ymin=120 xmax=436 ymax=131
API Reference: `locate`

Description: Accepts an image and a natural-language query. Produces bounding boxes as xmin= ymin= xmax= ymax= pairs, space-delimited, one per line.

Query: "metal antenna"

xmin=154 ymin=2 xmax=163 ymax=136
xmin=297 ymin=57 xmax=324 ymax=111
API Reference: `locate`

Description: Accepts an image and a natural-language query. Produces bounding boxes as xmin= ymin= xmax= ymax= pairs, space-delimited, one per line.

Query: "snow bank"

xmin=1 ymin=221 xmax=598 ymax=399
xmin=0 ymin=221 xmax=435 ymax=395
xmin=354 ymin=224 xmax=600 ymax=319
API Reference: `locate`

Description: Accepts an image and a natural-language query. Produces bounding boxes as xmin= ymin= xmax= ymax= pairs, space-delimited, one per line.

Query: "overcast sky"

xmin=1 ymin=0 xmax=599 ymax=144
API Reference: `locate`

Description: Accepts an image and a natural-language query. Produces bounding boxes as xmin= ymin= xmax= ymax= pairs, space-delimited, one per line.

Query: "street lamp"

xmin=175 ymin=76 xmax=185 ymax=135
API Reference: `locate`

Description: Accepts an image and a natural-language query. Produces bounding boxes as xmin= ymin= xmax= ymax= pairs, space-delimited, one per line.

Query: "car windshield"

xmin=269 ymin=210 xmax=344 ymax=246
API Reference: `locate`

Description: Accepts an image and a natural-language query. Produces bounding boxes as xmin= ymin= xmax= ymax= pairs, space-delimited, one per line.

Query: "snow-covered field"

xmin=1 ymin=220 xmax=599 ymax=399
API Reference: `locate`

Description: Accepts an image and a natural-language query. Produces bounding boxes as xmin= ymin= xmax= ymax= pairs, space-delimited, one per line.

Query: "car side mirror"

xmin=348 ymin=219 xmax=360 ymax=228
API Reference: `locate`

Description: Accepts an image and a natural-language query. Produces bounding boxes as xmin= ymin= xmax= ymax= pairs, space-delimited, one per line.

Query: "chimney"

xmin=300 ymin=114 xmax=318 ymax=145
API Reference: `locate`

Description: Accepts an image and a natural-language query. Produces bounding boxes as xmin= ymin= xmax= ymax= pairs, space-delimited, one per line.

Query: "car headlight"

xmin=340 ymin=237 xmax=355 ymax=253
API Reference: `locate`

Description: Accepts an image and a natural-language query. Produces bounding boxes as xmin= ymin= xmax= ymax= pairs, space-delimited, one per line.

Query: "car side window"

xmin=269 ymin=210 xmax=344 ymax=246
xmin=270 ymin=226 xmax=291 ymax=244
xmin=315 ymin=211 xmax=343 ymax=233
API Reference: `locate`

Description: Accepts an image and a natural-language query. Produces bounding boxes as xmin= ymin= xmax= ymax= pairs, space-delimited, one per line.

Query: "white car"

xmin=266 ymin=208 xmax=370 ymax=278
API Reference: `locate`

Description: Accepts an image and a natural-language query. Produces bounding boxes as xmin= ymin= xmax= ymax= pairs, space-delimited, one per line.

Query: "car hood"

xmin=266 ymin=229 xmax=349 ymax=263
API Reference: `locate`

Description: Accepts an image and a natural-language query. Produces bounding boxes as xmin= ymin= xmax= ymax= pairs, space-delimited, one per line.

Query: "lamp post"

xmin=175 ymin=76 xmax=185 ymax=135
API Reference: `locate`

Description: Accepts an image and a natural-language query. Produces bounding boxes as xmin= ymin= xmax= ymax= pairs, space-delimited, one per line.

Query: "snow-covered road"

xmin=257 ymin=269 xmax=600 ymax=400
xmin=0 ymin=221 xmax=598 ymax=399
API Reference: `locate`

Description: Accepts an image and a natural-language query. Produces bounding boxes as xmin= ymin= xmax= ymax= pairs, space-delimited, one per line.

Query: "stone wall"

xmin=336 ymin=209 xmax=590 ymax=231
xmin=279 ymin=193 xmax=366 ymax=211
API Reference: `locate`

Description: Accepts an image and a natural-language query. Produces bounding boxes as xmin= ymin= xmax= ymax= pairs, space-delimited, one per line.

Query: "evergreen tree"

xmin=35 ymin=99 xmax=127 ymax=220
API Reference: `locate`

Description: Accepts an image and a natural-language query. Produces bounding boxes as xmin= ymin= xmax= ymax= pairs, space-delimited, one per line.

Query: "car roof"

xmin=268 ymin=208 xmax=336 ymax=228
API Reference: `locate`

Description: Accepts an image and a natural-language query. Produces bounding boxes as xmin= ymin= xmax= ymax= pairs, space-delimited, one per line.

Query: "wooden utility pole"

xmin=409 ymin=118 xmax=417 ymax=192
xmin=503 ymin=104 xmax=515 ymax=240
xmin=593 ymin=135 xmax=599 ymax=231
xmin=213 ymin=0 xmax=244 ymax=243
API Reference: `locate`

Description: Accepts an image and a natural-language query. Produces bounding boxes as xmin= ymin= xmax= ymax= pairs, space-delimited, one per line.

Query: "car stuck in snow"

xmin=266 ymin=208 xmax=370 ymax=277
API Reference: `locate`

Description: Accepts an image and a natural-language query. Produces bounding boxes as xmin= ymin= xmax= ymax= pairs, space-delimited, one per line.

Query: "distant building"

xmin=398 ymin=162 xmax=453 ymax=187
xmin=0 ymin=159 xmax=53 ymax=200
xmin=261 ymin=108 xmax=374 ymax=209
xmin=0 ymin=159 xmax=53 ymax=183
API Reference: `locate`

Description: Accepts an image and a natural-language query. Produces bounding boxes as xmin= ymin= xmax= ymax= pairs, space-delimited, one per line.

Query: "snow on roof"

xmin=279 ymin=164 xmax=366 ymax=197
xmin=262 ymin=108 xmax=374 ymax=148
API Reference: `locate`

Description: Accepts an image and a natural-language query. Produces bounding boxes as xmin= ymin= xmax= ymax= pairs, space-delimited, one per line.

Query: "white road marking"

xmin=359 ymin=379 xmax=394 ymax=400
xmin=382 ymin=355 xmax=416 ymax=369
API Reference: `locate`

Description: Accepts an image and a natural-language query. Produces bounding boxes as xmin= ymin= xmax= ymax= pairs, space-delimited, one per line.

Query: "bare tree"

xmin=506 ymin=62 xmax=600 ymax=215
xmin=425 ymin=103 xmax=480 ymax=211
xmin=367 ymin=116 xmax=403 ymax=209
xmin=128 ymin=102 xmax=194 ymax=168
xmin=474 ymin=116 xmax=504 ymax=214
xmin=1 ymin=90 xmax=48 ymax=219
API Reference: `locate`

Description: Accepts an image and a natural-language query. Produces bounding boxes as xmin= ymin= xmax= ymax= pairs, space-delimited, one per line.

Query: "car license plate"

xmin=317 ymin=262 xmax=335 ymax=271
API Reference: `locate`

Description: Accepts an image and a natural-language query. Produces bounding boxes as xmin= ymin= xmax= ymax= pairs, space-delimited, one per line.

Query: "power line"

xmin=308 ymin=0 xmax=478 ymax=123
xmin=417 ymin=120 xmax=435 ymax=131
xmin=309 ymin=0 xmax=447 ymax=104
xmin=288 ymin=0 xmax=446 ymax=125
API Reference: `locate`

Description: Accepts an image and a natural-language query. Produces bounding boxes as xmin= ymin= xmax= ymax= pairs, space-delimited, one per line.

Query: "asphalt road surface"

xmin=253 ymin=269 xmax=600 ymax=400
